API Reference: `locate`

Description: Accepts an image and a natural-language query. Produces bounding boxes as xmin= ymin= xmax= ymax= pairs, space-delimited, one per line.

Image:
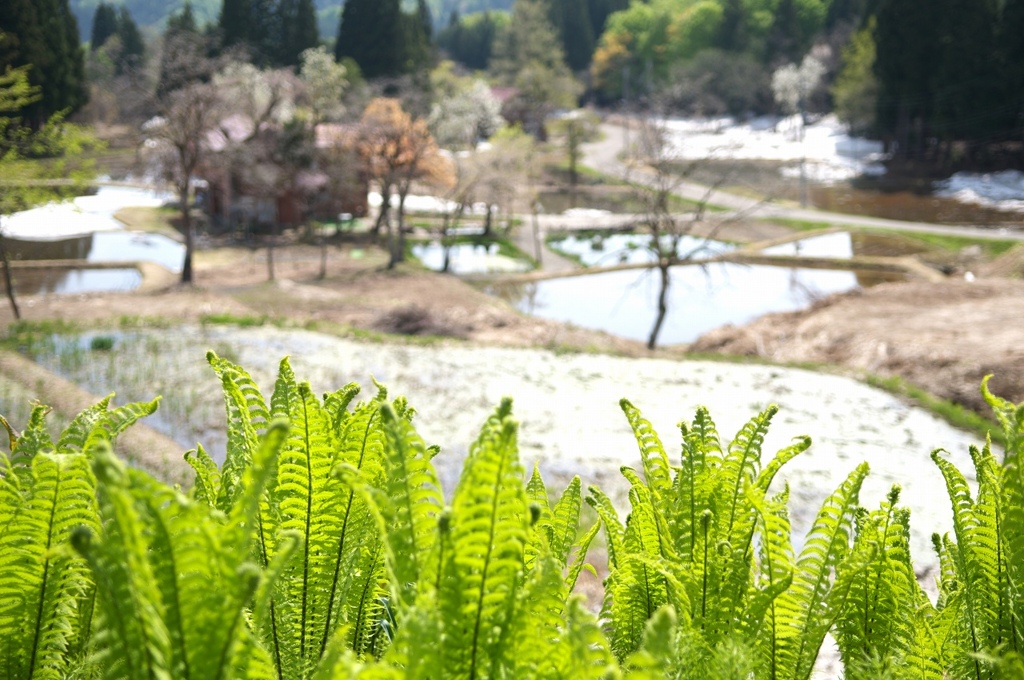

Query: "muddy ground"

xmin=3 ymin=225 xmax=1024 ymax=419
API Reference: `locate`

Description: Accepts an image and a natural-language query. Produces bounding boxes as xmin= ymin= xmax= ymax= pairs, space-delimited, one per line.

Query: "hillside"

xmin=69 ymin=0 xmax=513 ymax=40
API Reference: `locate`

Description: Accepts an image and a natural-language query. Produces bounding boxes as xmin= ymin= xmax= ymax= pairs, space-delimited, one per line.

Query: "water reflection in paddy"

xmin=412 ymin=241 xmax=532 ymax=274
xmin=551 ymin=233 xmax=735 ymax=266
xmin=492 ymin=263 xmax=902 ymax=345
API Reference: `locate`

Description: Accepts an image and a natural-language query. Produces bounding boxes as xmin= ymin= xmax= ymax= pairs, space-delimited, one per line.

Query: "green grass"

xmin=865 ymin=373 xmax=1004 ymax=445
xmin=876 ymin=230 xmax=1019 ymax=257
xmin=199 ymin=312 xmax=268 ymax=327
xmin=767 ymin=217 xmax=1019 ymax=257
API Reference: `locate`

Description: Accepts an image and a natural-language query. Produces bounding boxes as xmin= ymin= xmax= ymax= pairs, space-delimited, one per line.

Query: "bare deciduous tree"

xmin=628 ymin=114 xmax=762 ymax=349
xmin=148 ymin=81 xmax=222 ymax=284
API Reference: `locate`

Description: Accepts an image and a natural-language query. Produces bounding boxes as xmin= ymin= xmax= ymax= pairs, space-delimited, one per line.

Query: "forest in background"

xmin=2 ymin=0 xmax=1023 ymax=175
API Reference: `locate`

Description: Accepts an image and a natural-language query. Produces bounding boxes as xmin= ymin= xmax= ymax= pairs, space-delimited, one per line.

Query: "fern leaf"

xmin=566 ymin=521 xmax=601 ymax=593
xmin=55 ymin=395 xmax=112 ymax=452
xmin=620 ymin=399 xmax=672 ymax=502
xmin=0 ymin=450 xmax=97 ymax=680
xmin=549 ymin=476 xmax=584 ymax=566
xmin=208 ymin=351 xmax=269 ymax=512
xmin=9 ymin=403 xmax=54 ymax=473
xmin=72 ymin=442 xmax=172 ymax=680
xmin=103 ymin=397 xmax=160 ymax=440
xmin=560 ymin=597 xmax=620 ymax=678
xmin=267 ymin=379 xmax=347 ymax=676
xmin=774 ymin=462 xmax=869 ymax=680
xmin=721 ymin=405 xmax=777 ymax=537
xmin=379 ymin=402 xmax=444 ymax=607
xmin=184 ymin=444 xmax=221 ymax=507
xmin=441 ymin=400 xmax=527 ymax=679
xmin=586 ymin=485 xmax=624 ymax=571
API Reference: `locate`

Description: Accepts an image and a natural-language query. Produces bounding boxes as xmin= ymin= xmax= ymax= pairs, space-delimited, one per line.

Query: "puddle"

xmin=412 ymin=241 xmax=532 ymax=274
xmin=7 ymin=268 xmax=143 ymax=296
xmin=3 ymin=231 xmax=184 ymax=295
xmin=490 ymin=263 xmax=902 ymax=345
xmin=1 ymin=185 xmax=185 ymax=295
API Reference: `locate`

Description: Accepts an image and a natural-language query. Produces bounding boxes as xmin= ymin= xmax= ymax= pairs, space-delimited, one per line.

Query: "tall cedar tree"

xmin=115 ymin=6 xmax=145 ymax=73
xmin=89 ymin=3 xmax=118 ymax=50
xmin=0 ymin=0 xmax=86 ymax=126
xmin=219 ymin=0 xmax=251 ymax=48
xmin=549 ymin=0 xmax=594 ymax=72
xmin=401 ymin=0 xmax=434 ymax=72
xmin=715 ymin=0 xmax=747 ymax=51
xmin=586 ymin=0 xmax=627 ymax=39
xmin=279 ymin=0 xmax=319 ymax=66
xmin=872 ymin=0 xmax=943 ymax=156
xmin=1001 ymin=0 xmax=1024 ymax=141
xmin=157 ymin=2 xmax=201 ymax=98
xmin=336 ymin=0 xmax=403 ymax=78
xmin=764 ymin=0 xmax=804 ymax=65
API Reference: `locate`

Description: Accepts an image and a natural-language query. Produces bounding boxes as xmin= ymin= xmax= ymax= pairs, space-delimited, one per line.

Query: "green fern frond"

xmin=379 ymin=402 xmax=444 ymax=607
xmin=755 ymin=437 xmax=811 ymax=494
xmin=586 ymin=485 xmax=624 ymax=570
xmin=720 ymin=405 xmax=777 ymax=538
xmin=72 ymin=442 xmax=172 ymax=680
xmin=834 ymin=488 xmax=921 ymax=675
xmin=620 ymin=399 xmax=672 ymax=502
xmin=561 ymin=597 xmax=621 ymax=679
xmin=268 ymin=378 xmax=347 ymax=676
xmin=441 ymin=400 xmax=527 ymax=679
xmin=624 ymin=605 xmax=680 ymax=678
xmin=774 ymin=462 xmax=869 ymax=680
xmin=184 ymin=444 xmax=221 ymax=507
xmin=55 ymin=395 xmax=112 ymax=452
xmin=9 ymin=404 xmax=54 ymax=472
xmin=567 ymin=521 xmax=601 ymax=593
xmin=103 ymin=397 xmax=160 ymax=441
xmin=549 ymin=476 xmax=584 ymax=566
xmin=0 ymin=450 xmax=97 ymax=680
xmin=208 ymin=351 xmax=270 ymax=512
xmin=502 ymin=554 xmax=569 ymax=677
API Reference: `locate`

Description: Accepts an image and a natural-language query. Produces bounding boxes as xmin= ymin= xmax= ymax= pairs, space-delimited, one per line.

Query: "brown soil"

xmin=4 ymin=225 xmax=1023 ymax=420
xmin=691 ymin=276 xmax=1024 ymax=414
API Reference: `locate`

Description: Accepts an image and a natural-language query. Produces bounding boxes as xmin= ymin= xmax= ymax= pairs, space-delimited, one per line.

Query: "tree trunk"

xmin=440 ymin=213 xmax=451 ymax=273
xmin=373 ymin=185 xmax=391 ymax=237
xmin=0 ymin=234 xmax=20 ymax=320
xmin=647 ymin=261 xmax=671 ymax=350
xmin=180 ymin=182 xmax=194 ymax=284
xmin=531 ymin=201 xmax=543 ymax=265
xmin=389 ymin=189 xmax=409 ymax=269
xmin=319 ymin=232 xmax=327 ymax=280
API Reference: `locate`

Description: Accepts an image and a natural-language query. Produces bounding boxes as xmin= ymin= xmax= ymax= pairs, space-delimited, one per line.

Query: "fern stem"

xmin=351 ymin=546 xmax=383 ymax=656
xmin=257 ymin=510 xmax=285 ymax=680
xmin=468 ymin=425 xmax=514 ymax=680
xmin=701 ymin=511 xmax=709 ymax=625
xmin=212 ymin=583 xmax=249 ymax=680
xmin=300 ymin=397 xmax=314 ymax=665
xmin=320 ymin=409 xmax=379 ymax=660
xmin=26 ymin=462 xmax=61 ymax=678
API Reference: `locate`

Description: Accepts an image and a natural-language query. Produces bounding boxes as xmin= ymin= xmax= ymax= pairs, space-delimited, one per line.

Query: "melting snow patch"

xmin=933 ymin=170 xmax=1024 ymax=213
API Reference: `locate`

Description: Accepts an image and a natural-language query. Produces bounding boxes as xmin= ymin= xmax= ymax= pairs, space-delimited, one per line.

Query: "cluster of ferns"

xmin=1 ymin=351 xmax=1023 ymax=679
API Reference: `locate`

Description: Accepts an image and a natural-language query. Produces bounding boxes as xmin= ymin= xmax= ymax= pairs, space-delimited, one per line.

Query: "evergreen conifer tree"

xmin=219 ymin=0 xmax=251 ymax=49
xmin=115 ymin=6 xmax=145 ymax=73
xmin=89 ymin=2 xmax=118 ymax=51
xmin=336 ymin=0 xmax=403 ymax=79
xmin=715 ymin=0 xmax=747 ymax=51
xmin=556 ymin=0 xmax=594 ymax=71
xmin=0 ymin=0 xmax=86 ymax=125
